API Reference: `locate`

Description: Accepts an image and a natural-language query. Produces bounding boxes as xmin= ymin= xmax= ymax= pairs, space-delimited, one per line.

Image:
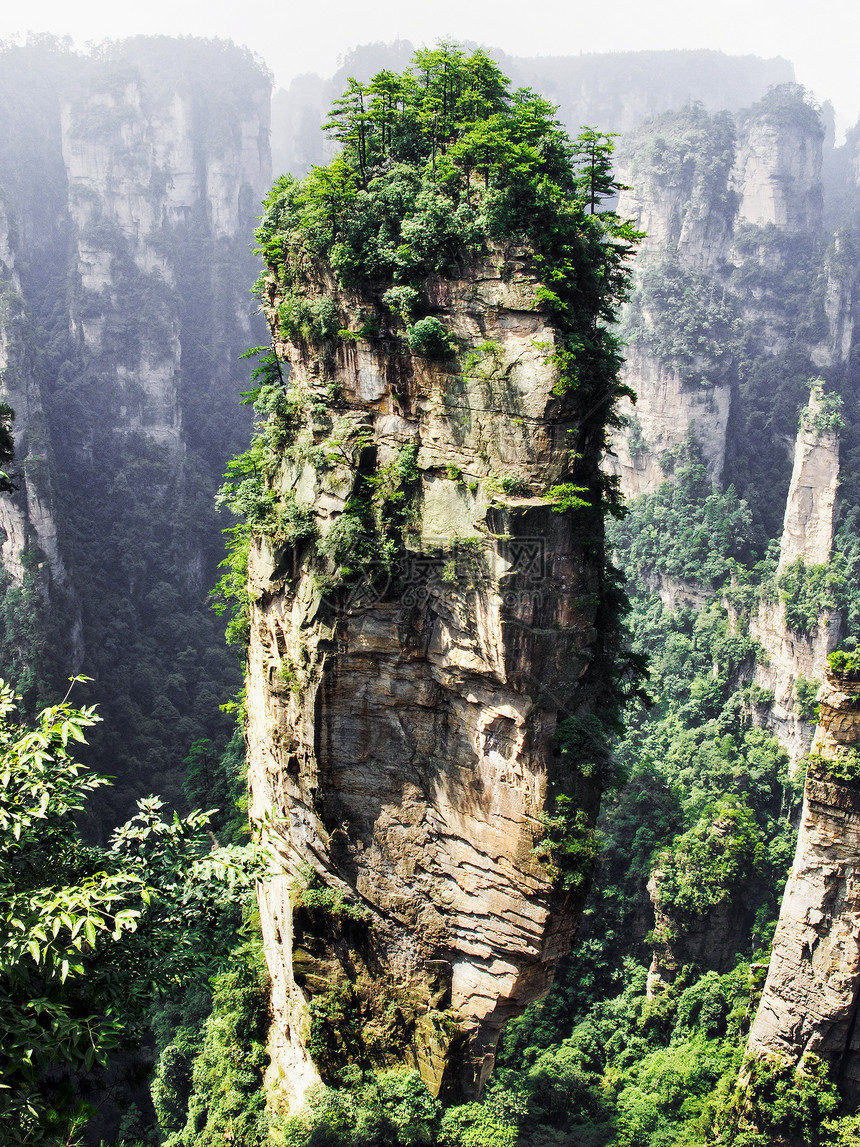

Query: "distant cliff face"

xmin=246 ymin=250 xmax=616 ymax=1106
xmin=608 ymin=87 xmax=827 ymax=501
xmin=0 ymin=198 xmax=67 ymax=591
xmin=749 ymin=388 xmax=842 ymax=763
xmin=747 ymin=671 xmax=860 ymax=1099
xmin=733 ymin=102 xmax=823 ymax=234
xmin=60 ymin=45 xmax=269 ymax=451
xmin=0 ymin=38 xmax=269 ymax=821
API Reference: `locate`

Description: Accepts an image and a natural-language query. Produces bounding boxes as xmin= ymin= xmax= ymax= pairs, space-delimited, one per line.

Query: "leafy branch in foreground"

xmin=0 ymin=678 xmax=266 ymax=1145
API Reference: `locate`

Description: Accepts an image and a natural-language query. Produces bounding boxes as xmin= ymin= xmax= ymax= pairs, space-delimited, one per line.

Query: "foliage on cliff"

xmin=256 ymin=42 xmax=641 ymax=394
xmin=0 ymin=681 xmax=264 ymax=1145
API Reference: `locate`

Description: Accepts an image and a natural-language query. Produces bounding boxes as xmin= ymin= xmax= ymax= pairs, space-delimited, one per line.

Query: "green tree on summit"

xmin=573 ymin=126 xmax=628 ymax=213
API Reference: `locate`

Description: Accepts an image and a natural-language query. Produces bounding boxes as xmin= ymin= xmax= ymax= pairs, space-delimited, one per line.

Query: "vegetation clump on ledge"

xmin=827 ymin=648 xmax=860 ymax=681
xmin=254 ymin=41 xmax=642 ymax=396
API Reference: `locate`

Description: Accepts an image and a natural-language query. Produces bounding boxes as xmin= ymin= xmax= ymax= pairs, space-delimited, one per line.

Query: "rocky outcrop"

xmin=746 ymin=672 xmax=860 ymax=1102
xmin=812 ymin=236 xmax=857 ymax=370
xmin=645 ymin=864 xmax=757 ymax=997
xmin=732 ymin=90 xmax=823 ymax=234
xmin=750 ymin=388 xmax=842 ymax=763
xmin=61 ymin=52 xmax=270 ymax=450
xmin=247 ymin=253 xmax=612 ymax=1107
xmin=605 ymin=347 xmax=732 ymax=495
xmin=777 ymin=389 xmax=840 ymax=571
xmin=750 ymin=601 xmax=841 ymax=763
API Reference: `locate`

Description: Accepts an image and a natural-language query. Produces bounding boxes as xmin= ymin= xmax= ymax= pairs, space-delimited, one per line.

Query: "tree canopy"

xmin=0 ymin=680 xmax=264 ymax=1145
xmin=255 ymin=42 xmax=642 ymax=399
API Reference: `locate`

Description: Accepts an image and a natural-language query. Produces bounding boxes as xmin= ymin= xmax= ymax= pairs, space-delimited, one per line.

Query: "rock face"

xmin=645 ymin=863 xmax=758 ymax=997
xmin=605 ymin=347 xmax=733 ymax=496
xmin=749 ymin=388 xmax=842 ymax=763
xmin=0 ymin=38 xmax=269 ymax=817
xmin=61 ymin=50 xmax=269 ymax=450
xmin=607 ymin=89 xmax=825 ymax=500
xmin=732 ymin=94 xmax=823 ymax=234
xmin=0 ymin=198 xmax=67 ymax=590
xmin=247 ymin=254 xmax=612 ymax=1106
xmin=747 ymin=672 xmax=860 ymax=1101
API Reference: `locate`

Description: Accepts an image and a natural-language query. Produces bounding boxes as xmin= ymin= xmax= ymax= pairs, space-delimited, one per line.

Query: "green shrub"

xmin=794 ymin=674 xmax=820 ymax=722
xmin=776 ymin=557 xmax=842 ymax=635
xmin=828 ymin=647 xmax=860 ymax=679
xmin=654 ymin=796 xmax=765 ymax=920
xmin=381 ymin=285 xmax=419 ymax=322
xmin=407 ymin=317 xmax=454 ymax=357
xmin=163 ymin=942 xmax=271 ymax=1147
xmin=808 ymin=748 xmax=860 ymax=786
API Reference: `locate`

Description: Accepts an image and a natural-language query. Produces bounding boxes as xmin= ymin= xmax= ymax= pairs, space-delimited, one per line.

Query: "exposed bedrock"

xmin=750 ymin=387 xmax=842 ymax=763
xmin=246 ymin=252 xmax=612 ymax=1106
xmin=747 ymin=672 xmax=860 ymax=1103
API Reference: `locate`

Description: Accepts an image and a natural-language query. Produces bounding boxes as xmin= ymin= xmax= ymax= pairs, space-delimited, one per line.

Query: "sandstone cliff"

xmin=247 ymin=253 xmax=615 ymax=1106
xmin=750 ymin=387 xmax=842 ymax=763
xmin=0 ymin=38 xmax=269 ymax=818
xmin=747 ymin=670 xmax=860 ymax=1101
xmin=607 ymin=88 xmax=826 ymax=501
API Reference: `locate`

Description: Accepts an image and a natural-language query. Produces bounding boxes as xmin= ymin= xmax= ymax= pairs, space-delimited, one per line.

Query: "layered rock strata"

xmin=247 ymin=254 xmax=612 ymax=1105
xmin=746 ymin=671 xmax=860 ymax=1102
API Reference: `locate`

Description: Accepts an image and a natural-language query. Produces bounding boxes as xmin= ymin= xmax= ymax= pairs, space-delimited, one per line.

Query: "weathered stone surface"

xmin=248 ymin=252 xmax=609 ymax=1106
xmin=732 ymin=105 xmax=822 ymax=234
xmin=812 ymin=236 xmax=856 ymax=370
xmin=605 ymin=345 xmax=732 ymax=496
xmin=750 ymin=600 xmax=841 ymax=764
xmin=61 ymin=73 xmax=269 ymax=449
xmin=778 ymin=390 xmax=840 ymax=572
xmin=747 ymin=674 xmax=860 ymax=1102
xmin=750 ymin=388 xmax=842 ymax=763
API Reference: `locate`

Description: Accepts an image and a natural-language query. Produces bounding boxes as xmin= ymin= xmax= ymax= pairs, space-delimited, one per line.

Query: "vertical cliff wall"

xmin=0 ymin=37 xmax=270 ymax=822
xmin=607 ymin=87 xmax=826 ymax=505
xmin=749 ymin=387 xmax=842 ymax=762
xmin=247 ymin=252 xmax=616 ymax=1106
xmin=0 ymin=197 xmax=67 ymax=590
xmin=60 ymin=39 xmax=270 ymax=451
xmin=747 ymin=670 xmax=860 ymax=1102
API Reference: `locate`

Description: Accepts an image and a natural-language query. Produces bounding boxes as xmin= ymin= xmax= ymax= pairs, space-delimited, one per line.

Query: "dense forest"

xmin=4 ymin=33 xmax=860 ymax=1147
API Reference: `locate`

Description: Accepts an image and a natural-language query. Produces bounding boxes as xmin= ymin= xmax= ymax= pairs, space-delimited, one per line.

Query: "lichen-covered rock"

xmin=247 ymin=251 xmax=615 ymax=1106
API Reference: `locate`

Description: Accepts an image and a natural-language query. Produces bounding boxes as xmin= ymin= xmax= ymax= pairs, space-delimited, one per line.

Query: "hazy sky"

xmin=3 ymin=0 xmax=859 ymax=133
